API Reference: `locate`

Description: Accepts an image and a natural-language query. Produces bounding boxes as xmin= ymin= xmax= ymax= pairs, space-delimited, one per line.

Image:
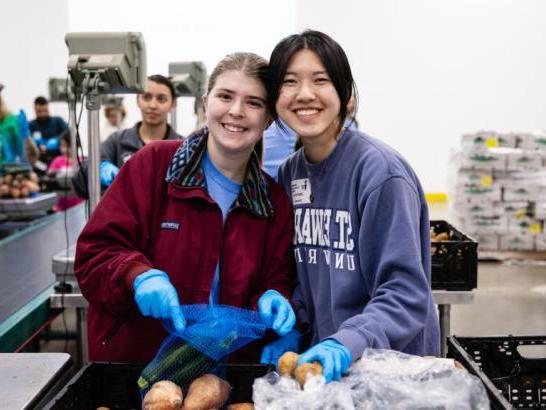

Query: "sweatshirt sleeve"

xmin=330 ymin=176 xmax=432 ymax=360
xmin=74 ymin=146 xmax=158 ymax=317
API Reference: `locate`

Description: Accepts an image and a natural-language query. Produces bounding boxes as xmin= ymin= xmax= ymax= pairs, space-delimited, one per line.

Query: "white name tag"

xmin=291 ymin=178 xmax=312 ymax=205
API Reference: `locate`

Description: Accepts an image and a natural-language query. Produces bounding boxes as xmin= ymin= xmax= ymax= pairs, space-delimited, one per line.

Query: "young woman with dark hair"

xmin=261 ymin=30 xmax=440 ymax=383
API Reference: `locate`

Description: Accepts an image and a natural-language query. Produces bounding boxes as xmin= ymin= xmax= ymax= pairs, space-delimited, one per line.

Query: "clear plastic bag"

xmin=252 ymin=349 xmax=490 ymax=410
xmin=253 ymin=372 xmax=354 ymax=410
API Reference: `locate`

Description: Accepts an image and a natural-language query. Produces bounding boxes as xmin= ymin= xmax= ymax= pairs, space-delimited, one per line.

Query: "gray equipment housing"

xmin=65 ymin=32 xmax=147 ymax=94
xmin=169 ymin=61 xmax=207 ymax=98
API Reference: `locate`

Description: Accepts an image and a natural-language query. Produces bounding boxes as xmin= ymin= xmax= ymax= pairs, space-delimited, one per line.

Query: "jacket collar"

xmin=165 ymin=127 xmax=274 ymax=218
xmin=120 ymin=122 xmax=180 ymax=149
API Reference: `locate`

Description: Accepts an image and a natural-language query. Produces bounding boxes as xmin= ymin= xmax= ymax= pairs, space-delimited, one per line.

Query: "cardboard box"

xmin=499 ymin=234 xmax=535 ymax=251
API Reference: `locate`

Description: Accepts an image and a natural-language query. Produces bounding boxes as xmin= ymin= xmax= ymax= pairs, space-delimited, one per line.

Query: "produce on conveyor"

xmin=0 ymin=171 xmax=40 ymax=198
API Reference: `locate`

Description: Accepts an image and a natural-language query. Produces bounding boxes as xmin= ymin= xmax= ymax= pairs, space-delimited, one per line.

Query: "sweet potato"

xmin=433 ymin=232 xmax=449 ymax=241
xmin=227 ymin=403 xmax=254 ymax=410
xmin=278 ymin=351 xmax=299 ymax=377
xmin=294 ymin=361 xmax=323 ymax=386
xmin=183 ymin=374 xmax=231 ymax=410
xmin=142 ymin=380 xmax=183 ymax=410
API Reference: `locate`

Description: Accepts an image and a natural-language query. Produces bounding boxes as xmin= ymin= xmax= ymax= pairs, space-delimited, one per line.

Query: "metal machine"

xmin=168 ymin=61 xmax=207 ymax=133
xmin=65 ymin=32 xmax=147 ymax=214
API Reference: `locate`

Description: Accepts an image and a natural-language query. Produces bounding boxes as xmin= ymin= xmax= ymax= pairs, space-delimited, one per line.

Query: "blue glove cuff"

xmin=133 ymin=269 xmax=170 ymax=291
xmin=260 ymin=289 xmax=282 ymax=300
xmin=323 ymin=338 xmax=352 ymax=361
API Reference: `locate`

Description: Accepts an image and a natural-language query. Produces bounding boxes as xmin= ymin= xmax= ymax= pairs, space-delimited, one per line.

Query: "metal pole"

xmin=68 ymin=98 xmax=77 ymax=165
xmin=170 ymin=105 xmax=177 ymax=133
xmin=86 ymin=92 xmax=101 ymax=215
xmin=438 ymin=304 xmax=451 ymax=357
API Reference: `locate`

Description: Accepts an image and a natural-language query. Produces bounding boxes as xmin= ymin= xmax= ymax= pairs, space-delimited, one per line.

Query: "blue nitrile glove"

xmin=133 ymin=269 xmax=186 ymax=333
xmin=32 ymin=134 xmax=45 ymax=147
xmin=99 ymin=161 xmax=119 ymax=187
xmin=297 ymin=339 xmax=352 ymax=383
xmin=260 ymin=329 xmax=302 ymax=366
xmin=258 ymin=289 xmax=295 ymax=336
xmin=45 ymin=136 xmax=60 ymax=151
xmin=17 ymin=110 xmax=30 ymax=138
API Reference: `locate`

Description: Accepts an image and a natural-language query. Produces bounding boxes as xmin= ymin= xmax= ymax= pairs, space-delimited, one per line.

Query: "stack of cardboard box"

xmin=450 ymin=131 xmax=546 ymax=251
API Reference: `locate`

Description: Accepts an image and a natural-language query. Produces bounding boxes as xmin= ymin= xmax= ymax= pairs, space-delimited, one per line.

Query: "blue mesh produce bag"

xmin=164 ymin=304 xmax=269 ymax=360
xmin=138 ymin=304 xmax=269 ymax=397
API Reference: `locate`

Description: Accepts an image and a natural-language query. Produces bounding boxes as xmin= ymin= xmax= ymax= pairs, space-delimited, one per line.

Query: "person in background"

xmin=100 ymin=101 xmax=128 ymax=141
xmin=47 ymin=131 xmax=84 ymax=211
xmin=74 ymin=52 xmax=296 ymax=363
xmin=72 ymin=75 xmax=182 ymax=198
xmin=263 ymin=97 xmax=356 ymax=181
xmin=29 ymin=96 xmax=68 ymax=158
xmin=263 ymin=119 xmax=296 ymax=181
xmin=261 ymin=30 xmax=440 ymax=383
xmin=0 ymin=85 xmax=24 ymax=166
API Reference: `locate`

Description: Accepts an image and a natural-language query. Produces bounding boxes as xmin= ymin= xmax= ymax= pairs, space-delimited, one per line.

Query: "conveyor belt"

xmin=0 ymin=204 xmax=86 ymax=324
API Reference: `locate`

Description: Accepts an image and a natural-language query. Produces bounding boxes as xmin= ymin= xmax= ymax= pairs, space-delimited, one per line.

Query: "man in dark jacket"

xmin=72 ymin=74 xmax=182 ymax=198
xmin=29 ymin=96 xmax=69 ymax=160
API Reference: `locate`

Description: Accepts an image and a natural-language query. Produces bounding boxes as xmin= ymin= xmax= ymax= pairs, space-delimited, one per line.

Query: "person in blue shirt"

xmin=261 ymin=30 xmax=440 ymax=383
xmin=263 ymin=119 xmax=296 ymax=180
xmin=29 ymin=96 xmax=68 ymax=159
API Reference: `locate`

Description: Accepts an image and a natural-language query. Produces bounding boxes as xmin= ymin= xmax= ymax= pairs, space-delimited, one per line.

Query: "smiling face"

xmin=276 ymin=49 xmax=342 ymax=146
xmin=137 ymin=80 xmax=174 ymax=126
xmin=204 ymin=70 xmax=270 ymax=158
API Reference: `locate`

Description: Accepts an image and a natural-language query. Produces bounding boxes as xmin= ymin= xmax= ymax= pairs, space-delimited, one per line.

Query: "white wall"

xmin=297 ymin=0 xmax=546 ymax=192
xmin=68 ymin=0 xmax=297 ymax=139
xmin=3 ymin=0 xmax=545 ymax=193
xmin=0 ymin=0 xmax=69 ymax=120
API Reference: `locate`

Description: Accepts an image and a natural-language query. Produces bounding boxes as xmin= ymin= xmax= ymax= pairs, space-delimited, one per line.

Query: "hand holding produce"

xmin=277 ymin=351 xmax=299 ymax=377
xmin=142 ymin=380 xmax=183 ymax=410
xmin=297 ymin=339 xmax=352 ymax=383
xmin=258 ymin=289 xmax=295 ymax=336
xmin=183 ymin=374 xmax=231 ymax=410
xmin=294 ymin=361 xmax=323 ymax=386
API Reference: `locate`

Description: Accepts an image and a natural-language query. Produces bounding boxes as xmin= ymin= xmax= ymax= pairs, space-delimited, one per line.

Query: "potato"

xmin=434 ymin=232 xmax=449 ymax=241
xmin=10 ymin=188 xmax=21 ymax=199
xmin=96 ymin=407 xmax=111 ymax=410
xmin=0 ymin=184 xmax=9 ymax=197
xmin=4 ymin=174 xmax=13 ymax=184
xmin=11 ymin=179 xmax=20 ymax=188
xmin=24 ymin=180 xmax=40 ymax=193
xmin=20 ymin=186 xmax=30 ymax=198
xmin=278 ymin=351 xmax=299 ymax=377
xmin=29 ymin=172 xmax=39 ymax=182
xmin=227 ymin=403 xmax=254 ymax=410
xmin=142 ymin=380 xmax=183 ymax=410
xmin=183 ymin=374 xmax=231 ymax=410
xmin=294 ymin=361 xmax=323 ymax=386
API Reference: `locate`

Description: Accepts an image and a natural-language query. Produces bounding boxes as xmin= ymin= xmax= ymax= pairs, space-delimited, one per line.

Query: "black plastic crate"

xmin=44 ymin=362 xmax=272 ymax=409
xmin=448 ymin=335 xmax=546 ymax=410
xmin=430 ymin=220 xmax=478 ymax=290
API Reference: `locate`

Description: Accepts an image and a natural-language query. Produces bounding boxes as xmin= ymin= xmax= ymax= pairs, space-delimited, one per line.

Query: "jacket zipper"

xmin=101 ymin=319 xmax=125 ymax=346
xmin=218 ymin=215 xmax=226 ymax=305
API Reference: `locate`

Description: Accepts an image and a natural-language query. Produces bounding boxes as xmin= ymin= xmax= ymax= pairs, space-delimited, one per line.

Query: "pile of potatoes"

xmin=141 ymin=374 xmax=253 ymax=410
xmin=278 ymin=352 xmax=323 ymax=387
xmin=0 ymin=172 xmax=40 ymax=199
